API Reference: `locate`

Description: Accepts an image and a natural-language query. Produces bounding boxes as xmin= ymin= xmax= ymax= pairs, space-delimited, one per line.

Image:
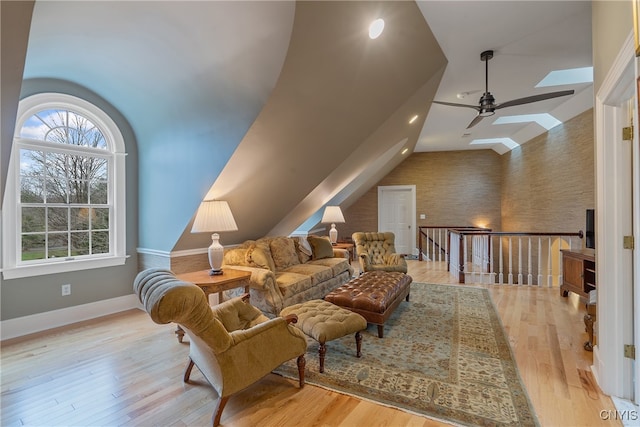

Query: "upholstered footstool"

xmin=280 ymin=300 xmax=367 ymax=373
xmin=324 ymin=271 xmax=412 ymax=338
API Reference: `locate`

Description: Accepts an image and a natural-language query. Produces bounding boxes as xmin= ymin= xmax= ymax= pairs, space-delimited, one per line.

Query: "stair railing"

xmin=419 ymin=226 xmax=584 ymax=286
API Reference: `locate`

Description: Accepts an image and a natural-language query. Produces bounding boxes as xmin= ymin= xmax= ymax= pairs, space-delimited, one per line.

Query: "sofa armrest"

xmin=332 ymin=248 xmax=349 ymax=259
xmin=358 ymin=253 xmax=372 ymax=272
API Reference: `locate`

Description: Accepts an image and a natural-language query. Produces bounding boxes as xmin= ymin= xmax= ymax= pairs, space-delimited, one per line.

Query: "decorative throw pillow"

xmin=223 ymin=248 xmax=248 ymax=266
xmin=269 ymin=237 xmax=300 ymax=270
xmin=245 ymin=243 xmax=276 ymax=272
xmin=293 ymin=238 xmax=312 ymax=264
xmin=307 ymin=235 xmax=334 ymax=260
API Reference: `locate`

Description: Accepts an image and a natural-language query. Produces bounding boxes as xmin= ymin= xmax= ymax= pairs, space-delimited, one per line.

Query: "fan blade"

xmin=467 ymin=114 xmax=484 ymax=129
xmin=433 ymin=100 xmax=481 ymax=111
xmin=496 ymin=90 xmax=575 ymax=109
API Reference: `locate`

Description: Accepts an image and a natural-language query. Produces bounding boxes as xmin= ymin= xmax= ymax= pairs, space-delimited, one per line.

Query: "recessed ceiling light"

xmin=493 ymin=113 xmax=562 ymax=130
xmin=369 ymin=18 xmax=384 ymax=39
xmin=536 ymin=66 xmax=593 ymax=87
xmin=408 ymin=115 xmax=418 ymax=124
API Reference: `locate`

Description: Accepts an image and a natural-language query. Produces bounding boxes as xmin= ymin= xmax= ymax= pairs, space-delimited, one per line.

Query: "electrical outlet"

xmin=420 ymin=214 xmax=426 ymax=220
xmin=61 ymin=284 xmax=71 ymax=296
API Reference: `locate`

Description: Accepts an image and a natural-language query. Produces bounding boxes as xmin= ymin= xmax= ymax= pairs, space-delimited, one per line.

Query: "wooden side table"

xmin=174 ymin=268 xmax=252 ymax=343
xmin=334 ymin=242 xmax=355 ymax=261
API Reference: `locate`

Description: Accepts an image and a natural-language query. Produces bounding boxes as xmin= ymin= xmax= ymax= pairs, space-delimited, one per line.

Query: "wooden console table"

xmin=174 ymin=268 xmax=251 ymax=342
xmin=560 ymin=249 xmax=595 ymax=299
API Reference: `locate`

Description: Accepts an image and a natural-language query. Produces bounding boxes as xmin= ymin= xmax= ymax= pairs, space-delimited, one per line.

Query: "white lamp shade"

xmin=321 ymin=206 xmax=345 ymax=224
xmin=191 ymin=200 xmax=238 ymax=275
xmin=192 ymin=200 xmax=238 ymax=233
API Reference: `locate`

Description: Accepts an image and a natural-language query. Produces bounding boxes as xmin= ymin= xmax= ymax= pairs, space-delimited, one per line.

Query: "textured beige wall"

xmin=501 ymin=109 xmax=594 ymax=233
xmin=341 ymin=150 xmax=503 ymax=241
xmin=342 ymin=110 xmax=594 ymax=246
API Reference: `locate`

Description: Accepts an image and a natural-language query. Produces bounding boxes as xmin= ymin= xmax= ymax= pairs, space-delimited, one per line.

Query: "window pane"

xmin=69 ymin=179 xmax=89 ymax=204
xmin=91 ymin=158 xmax=108 ymax=180
xmin=90 ymin=180 xmax=108 ymax=204
xmin=22 ymin=207 xmax=45 ymax=232
xmin=70 ymin=208 xmax=90 ymax=230
xmin=92 ymin=231 xmax=109 ymax=254
xmin=22 ymin=234 xmax=45 ymax=261
xmin=71 ymin=232 xmax=90 ymax=256
xmin=20 ymin=149 xmax=45 ymax=203
xmin=48 ymin=233 xmax=69 ymax=258
xmin=48 ymin=207 xmax=68 ymax=232
xmin=46 ymin=152 xmax=69 ymax=203
xmin=93 ymin=208 xmax=109 ymax=230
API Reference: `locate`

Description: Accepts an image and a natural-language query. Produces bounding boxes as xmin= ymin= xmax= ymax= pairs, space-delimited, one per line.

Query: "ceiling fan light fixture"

xmin=369 ymin=18 xmax=384 ymax=39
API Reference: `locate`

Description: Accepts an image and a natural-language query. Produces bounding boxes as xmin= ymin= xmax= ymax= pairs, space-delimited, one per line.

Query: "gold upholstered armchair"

xmin=352 ymin=232 xmax=408 ymax=274
xmin=133 ymin=268 xmax=307 ymax=426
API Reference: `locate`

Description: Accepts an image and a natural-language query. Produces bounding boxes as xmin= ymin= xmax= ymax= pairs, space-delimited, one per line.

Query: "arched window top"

xmin=19 ymin=108 xmax=108 ymax=150
xmin=14 ymin=92 xmax=125 ymax=154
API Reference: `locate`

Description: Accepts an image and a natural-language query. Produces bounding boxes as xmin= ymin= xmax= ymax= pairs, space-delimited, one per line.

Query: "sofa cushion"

xmin=269 ymin=237 xmax=300 ymax=270
xmin=275 ymin=271 xmax=313 ymax=300
xmin=246 ymin=243 xmax=276 ymax=272
xmin=307 ymin=235 xmax=334 ymax=259
xmin=282 ymin=263 xmax=333 ymax=285
xmin=307 ymin=257 xmax=351 ymax=277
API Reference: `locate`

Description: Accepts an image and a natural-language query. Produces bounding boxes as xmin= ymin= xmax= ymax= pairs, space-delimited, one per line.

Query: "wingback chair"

xmin=133 ymin=268 xmax=307 ymax=426
xmin=352 ymin=232 xmax=408 ymax=274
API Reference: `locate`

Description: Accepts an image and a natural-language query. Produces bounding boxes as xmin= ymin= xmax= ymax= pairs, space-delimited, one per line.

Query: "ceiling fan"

xmin=433 ymin=50 xmax=575 ymax=129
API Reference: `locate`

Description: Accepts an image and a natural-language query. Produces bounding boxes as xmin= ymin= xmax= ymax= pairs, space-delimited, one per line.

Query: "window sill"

xmin=1 ymin=255 xmax=129 ymax=280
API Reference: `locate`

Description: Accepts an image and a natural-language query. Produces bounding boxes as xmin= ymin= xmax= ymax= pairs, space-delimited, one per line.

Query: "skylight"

xmin=493 ymin=113 xmax=562 ymax=130
xmin=470 ymin=138 xmax=519 ymax=150
xmin=536 ymin=66 xmax=593 ymax=87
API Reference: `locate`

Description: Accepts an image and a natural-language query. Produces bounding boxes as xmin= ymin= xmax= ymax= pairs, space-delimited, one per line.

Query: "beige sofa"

xmin=221 ymin=235 xmax=353 ymax=316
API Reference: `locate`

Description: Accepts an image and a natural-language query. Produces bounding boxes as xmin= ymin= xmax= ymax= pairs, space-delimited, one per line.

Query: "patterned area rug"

xmin=274 ymin=283 xmax=538 ymax=426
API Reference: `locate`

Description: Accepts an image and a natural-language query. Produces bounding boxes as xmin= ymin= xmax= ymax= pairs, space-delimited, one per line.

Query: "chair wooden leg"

xmin=212 ymin=396 xmax=229 ymax=427
xmin=355 ymin=331 xmax=363 ymax=357
xmin=183 ymin=358 xmax=195 ymax=382
xmin=318 ymin=342 xmax=326 ymax=373
xmin=297 ymin=355 xmax=305 ymax=388
xmin=377 ymin=324 xmax=384 ymax=338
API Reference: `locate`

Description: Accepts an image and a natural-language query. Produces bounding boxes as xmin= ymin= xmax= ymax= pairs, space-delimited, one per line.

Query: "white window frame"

xmin=2 ymin=93 xmax=127 ymax=279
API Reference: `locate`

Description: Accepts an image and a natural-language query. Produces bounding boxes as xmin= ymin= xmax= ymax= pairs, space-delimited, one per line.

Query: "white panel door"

xmin=378 ymin=185 xmax=415 ymax=255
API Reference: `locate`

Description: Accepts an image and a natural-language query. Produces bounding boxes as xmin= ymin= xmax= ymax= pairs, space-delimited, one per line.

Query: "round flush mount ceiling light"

xmin=369 ymin=18 xmax=384 ymax=39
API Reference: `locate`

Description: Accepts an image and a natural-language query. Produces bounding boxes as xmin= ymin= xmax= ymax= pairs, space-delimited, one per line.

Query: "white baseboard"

xmin=0 ymin=294 xmax=141 ymax=341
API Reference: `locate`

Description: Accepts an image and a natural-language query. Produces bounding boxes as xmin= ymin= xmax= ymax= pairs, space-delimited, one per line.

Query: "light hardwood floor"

xmin=1 ymin=260 xmax=619 ymax=426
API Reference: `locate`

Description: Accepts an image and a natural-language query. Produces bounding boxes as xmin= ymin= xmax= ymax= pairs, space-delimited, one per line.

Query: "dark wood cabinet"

xmin=560 ymin=249 xmax=595 ymax=299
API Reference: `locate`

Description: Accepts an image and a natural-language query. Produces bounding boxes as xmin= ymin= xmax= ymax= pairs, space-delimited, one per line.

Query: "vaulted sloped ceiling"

xmin=175 ymin=1 xmax=446 ymax=249
xmin=11 ymin=1 xmax=445 ymax=253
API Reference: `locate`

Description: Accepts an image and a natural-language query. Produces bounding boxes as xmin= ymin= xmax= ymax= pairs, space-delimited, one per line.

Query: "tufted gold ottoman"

xmin=280 ymin=300 xmax=367 ymax=373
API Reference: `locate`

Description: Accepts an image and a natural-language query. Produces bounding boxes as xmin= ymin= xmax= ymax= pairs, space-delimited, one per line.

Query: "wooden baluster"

xmin=547 ymin=237 xmax=553 ymax=287
xmin=499 ymin=237 xmax=504 ymax=284
xmin=489 ymin=235 xmax=495 ymax=284
xmin=460 ymin=233 xmax=466 ymax=283
xmin=508 ymin=237 xmax=513 ymax=285
xmin=537 ymin=237 xmax=543 ymax=286
xmin=527 ymin=237 xmax=533 ymax=285
xmin=517 ymin=237 xmax=523 ymax=285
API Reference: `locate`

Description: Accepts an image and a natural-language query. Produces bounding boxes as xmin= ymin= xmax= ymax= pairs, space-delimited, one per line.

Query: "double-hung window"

xmin=2 ymin=93 xmax=127 ymax=279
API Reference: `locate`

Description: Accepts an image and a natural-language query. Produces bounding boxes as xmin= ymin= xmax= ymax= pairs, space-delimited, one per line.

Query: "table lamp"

xmin=321 ymin=206 xmax=345 ymax=244
xmin=191 ymin=200 xmax=238 ymax=275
